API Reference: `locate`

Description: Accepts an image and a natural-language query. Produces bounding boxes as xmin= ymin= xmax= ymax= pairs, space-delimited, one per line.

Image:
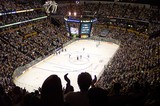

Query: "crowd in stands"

xmin=0 ymin=71 xmax=159 ymax=106
xmin=0 ymin=10 xmax=46 ymax=26
xmin=0 ymin=0 xmax=41 ymax=12
xmin=58 ymin=2 xmax=160 ymax=36
xmin=0 ymin=1 xmax=160 ymax=106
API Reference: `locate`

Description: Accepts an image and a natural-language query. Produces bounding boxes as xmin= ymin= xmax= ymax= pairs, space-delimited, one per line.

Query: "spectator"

xmin=41 ymin=75 xmax=64 ymax=106
xmin=63 ymin=73 xmax=74 ymax=94
xmin=88 ymin=87 xmax=108 ymax=106
xmin=64 ymin=72 xmax=92 ymax=106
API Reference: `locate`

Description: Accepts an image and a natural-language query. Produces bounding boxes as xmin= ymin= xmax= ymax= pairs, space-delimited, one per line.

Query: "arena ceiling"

xmin=22 ymin=0 xmax=159 ymax=6
xmin=55 ymin=0 xmax=160 ymax=6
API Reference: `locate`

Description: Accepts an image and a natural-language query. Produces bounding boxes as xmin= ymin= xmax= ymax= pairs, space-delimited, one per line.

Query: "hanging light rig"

xmin=68 ymin=0 xmax=80 ymax=17
xmin=43 ymin=0 xmax=58 ymax=14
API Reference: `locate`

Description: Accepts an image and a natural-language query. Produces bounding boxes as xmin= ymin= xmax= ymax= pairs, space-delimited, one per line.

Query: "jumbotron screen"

xmin=80 ymin=23 xmax=91 ymax=34
xmin=80 ymin=23 xmax=91 ymax=38
xmin=70 ymin=27 xmax=79 ymax=36
xmin=68 ymin=22 xmax=80 ymax=38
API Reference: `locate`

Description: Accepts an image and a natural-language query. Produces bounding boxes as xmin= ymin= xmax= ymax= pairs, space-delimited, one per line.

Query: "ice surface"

xmin=14 ymin=39 xmax=119 ymax=92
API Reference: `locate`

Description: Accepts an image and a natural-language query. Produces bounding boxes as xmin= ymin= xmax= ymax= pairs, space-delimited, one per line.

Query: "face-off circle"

xmin=68 ymin=53 xmax=90 ymax=65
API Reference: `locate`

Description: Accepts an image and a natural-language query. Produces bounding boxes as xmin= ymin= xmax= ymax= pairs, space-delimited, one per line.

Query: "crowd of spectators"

xmin=0 ymin=0 xmax=41 ymax=12
xmin=57 ymin=2 xmax=160 ymax=36
xmin=0 ymin=10 xmax=46 ymax=26
xmin=0 ymin=1 xmax=160 ymax=106
xmin=95 ymin=28 xmax=159 ymax=88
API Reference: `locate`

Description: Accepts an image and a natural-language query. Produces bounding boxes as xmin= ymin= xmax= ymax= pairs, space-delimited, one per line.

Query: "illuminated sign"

xmin=80 ymin=23 xmax=91 ymax=34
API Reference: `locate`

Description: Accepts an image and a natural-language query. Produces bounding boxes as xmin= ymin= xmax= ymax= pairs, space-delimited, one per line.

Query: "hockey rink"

xmin=14 ymin=39 xmax=119 ymax=92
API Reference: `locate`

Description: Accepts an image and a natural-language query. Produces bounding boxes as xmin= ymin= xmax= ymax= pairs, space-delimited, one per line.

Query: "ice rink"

xmin=14 ymin=39 xmax=119 ymax=92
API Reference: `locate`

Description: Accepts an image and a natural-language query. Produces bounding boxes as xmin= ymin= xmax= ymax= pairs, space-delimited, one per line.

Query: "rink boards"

xmin=14 ymin=39 xmax=119 ymax=92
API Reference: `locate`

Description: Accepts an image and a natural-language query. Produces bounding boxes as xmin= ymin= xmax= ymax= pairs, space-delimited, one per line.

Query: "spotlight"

xmin=74 ymin=12 xmax=77 ymax=16
xmin=68 ymin=11 xmax=71 ymax=16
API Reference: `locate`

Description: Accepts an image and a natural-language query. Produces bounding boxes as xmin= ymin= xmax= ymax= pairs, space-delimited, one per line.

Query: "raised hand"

xmin=64 ymin=73 xmax=70 ymax=84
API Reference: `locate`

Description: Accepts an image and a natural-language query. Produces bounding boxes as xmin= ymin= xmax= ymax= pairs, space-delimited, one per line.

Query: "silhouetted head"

xmin=114 ymin=83 xmax=121 ymax=91
xmin=0 ymin=84 xmax=5 ymax=95
xmin=41 ymin=75 xmax=64 ymax=106
xmin=12 ymin=86 xmax=21 ymax=95
xmin=88 ymin=87 xmax=108 ymax=106
xmin=21 ymin=93 xmax=42 ymax=106
xmin=133 ymin=81 xmax=140 ymax=91
xmin=77 ymin=72 xmax=92 ymax=92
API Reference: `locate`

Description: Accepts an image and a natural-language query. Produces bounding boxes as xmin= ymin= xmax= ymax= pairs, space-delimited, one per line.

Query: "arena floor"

xmin=14 ymin=39 xmax=119 ymax=92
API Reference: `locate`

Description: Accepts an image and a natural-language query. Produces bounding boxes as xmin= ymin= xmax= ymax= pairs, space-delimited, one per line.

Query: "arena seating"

xmin=0 ymin=1 xmax=159 ymax=106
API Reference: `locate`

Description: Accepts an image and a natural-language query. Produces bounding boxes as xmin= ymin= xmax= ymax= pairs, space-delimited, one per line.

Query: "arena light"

xmin=74 ymin=12 xmax=77 ymax=17
xmin=68 ymin=11 xmax=71 ymax=16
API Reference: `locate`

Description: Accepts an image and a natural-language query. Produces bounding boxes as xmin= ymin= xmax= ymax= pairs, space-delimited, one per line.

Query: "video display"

xmin=68 ymin=22 xmax=80 ymax=38
xmin=64 ymin=18 xmax=94 ymax=38
xmin=80 ymin=23 xmax=91 ymax=35
xmin=70 ymin=27 xmax=79 ymax=36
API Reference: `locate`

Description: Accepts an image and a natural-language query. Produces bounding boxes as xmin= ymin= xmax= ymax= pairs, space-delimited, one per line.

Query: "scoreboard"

xmin=80 ymin=23 xmax=91 ymax=34
xmin=80 ymin=23 xmax=92 ymax=38
xmin=64 ymin=16 xmax=97 ymax=38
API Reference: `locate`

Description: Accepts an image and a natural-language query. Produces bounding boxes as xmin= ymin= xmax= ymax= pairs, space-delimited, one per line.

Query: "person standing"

xmin=41 ymin=75 xmax=64 ymax=106
xmin=64 ymin=72 xmax=92 ymax=106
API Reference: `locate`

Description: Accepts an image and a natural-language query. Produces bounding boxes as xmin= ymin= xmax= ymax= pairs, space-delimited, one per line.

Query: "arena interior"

xmin=0 ymin=0 xmax=160 ymax=106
